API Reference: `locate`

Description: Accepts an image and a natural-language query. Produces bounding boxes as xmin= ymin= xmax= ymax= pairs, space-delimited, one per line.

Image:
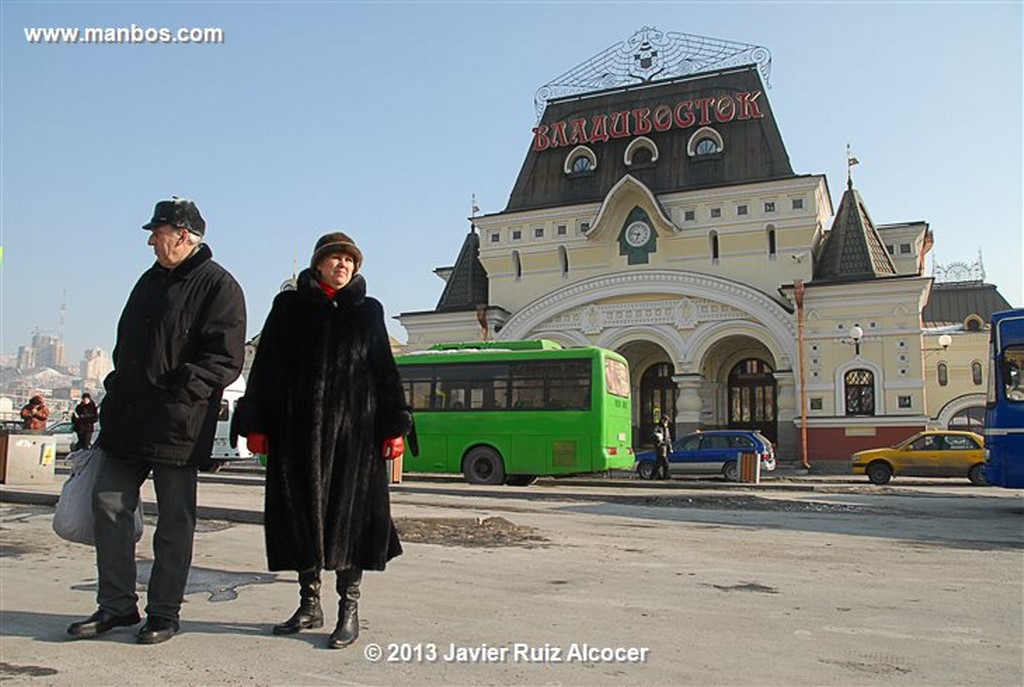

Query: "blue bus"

xmin=984 ymin=308 xmax=1024 ymax=488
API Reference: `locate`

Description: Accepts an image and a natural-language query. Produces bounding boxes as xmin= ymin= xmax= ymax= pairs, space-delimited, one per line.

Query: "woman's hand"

xmin=382 ymin=436 xmax=404 ymax=461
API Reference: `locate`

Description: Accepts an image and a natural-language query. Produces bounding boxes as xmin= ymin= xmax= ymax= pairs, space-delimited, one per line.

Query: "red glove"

xmin=246 ymin=433 xmax=269 ymax=454
xmin=382 ymin=436 xmax=404 ymax=461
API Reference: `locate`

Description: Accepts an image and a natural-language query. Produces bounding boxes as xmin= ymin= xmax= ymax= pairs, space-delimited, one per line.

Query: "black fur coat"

xmin=238 ymin=270 xmax=411 ymax=572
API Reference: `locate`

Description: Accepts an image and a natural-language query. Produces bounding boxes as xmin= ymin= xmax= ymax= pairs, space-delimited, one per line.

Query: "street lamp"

xmin=848 ymin=325 xmax=864 ymax=356
xmin=923 ymin=333 xmax=953 ymax=355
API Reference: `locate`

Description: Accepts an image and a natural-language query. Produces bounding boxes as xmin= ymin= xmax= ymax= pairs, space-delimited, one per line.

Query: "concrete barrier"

xmin=0 ymin=431 xmax=56 ymax=485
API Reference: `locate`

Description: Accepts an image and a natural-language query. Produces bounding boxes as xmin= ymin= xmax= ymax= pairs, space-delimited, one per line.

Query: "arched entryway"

xmin=639 ymin=362 xmax=677 ymax=447
xmin=727 ymin=358 xmax=778 ymax=444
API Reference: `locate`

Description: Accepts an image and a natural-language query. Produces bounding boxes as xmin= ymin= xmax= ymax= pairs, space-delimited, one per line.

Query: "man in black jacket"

xmin=67 ymin=197 xmax=246 ymax=645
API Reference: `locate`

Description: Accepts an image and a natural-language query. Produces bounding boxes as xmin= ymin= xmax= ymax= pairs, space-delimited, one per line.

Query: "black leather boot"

xmin=273 ymin=570 xmax=324 ymax=635
xmin=327 ymin=570 xmax=362 ymax=649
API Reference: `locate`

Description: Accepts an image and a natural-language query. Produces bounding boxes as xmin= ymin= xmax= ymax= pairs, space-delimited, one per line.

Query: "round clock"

xmin=625 ymin=221 xmax=652 ymax=247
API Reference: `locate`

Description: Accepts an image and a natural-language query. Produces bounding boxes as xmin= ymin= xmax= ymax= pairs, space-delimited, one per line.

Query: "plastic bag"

xmin=53 ymin=448 xmax=144 ymax=545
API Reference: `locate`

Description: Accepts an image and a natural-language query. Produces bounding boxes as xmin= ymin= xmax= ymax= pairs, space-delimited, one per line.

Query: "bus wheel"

xmin=463 ymin=447 xmax=505 ymax=485
xmin=505 ymin=475 xmax=538 ymax=487
xmin=723 ymin=461 xmax=739 ymax=482
xmin=636 ymin=461 xmax=657 ymax=480
xmin=968 ymin=463 xmax=987 ymax=485
xmin=866 ymin=461 xmax=893 ymax=485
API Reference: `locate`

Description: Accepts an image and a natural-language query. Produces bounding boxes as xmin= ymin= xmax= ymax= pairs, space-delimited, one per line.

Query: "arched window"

xmin=687 ymin=126 xmax=724 ymax=157
xmin=965 ymin=315 xmax=983 ymax=331
xmin=695 ymin=138 xmax=719 ymax=155
xmin=938 ymin=362 xmax=948 ymax=386
xmin=624 ymin=136 xmax=659 ymax=166
xmin=844 ymin=368 xmax=875 ymax=416
xmin=511 ymin=250 xmax=522 ymax=280
xmin=631 ymin=147 xmax=653 ymax=165
xmin=972 ymin=361 xmax=983 ymax=385
xmin=949 ymin=406 xmax=985 ymax=432
xmin=709 ymin=230 xmax=719 ymax=262
xmin=766 ymin=225 xmax=777 ymax=257
xmin=564 ymin=145 xmax=597 ymax=175
xmin=558 ymin=245 xmax=569 ymax=277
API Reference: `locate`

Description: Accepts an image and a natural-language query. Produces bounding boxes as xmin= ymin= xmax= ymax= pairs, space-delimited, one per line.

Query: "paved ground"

xmin=1 ymin=470 xmax=1022 ymax=686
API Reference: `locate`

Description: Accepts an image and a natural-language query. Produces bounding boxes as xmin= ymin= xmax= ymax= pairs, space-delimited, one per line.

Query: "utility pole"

xmin=795 ymin=280 xmax=810 ymax=470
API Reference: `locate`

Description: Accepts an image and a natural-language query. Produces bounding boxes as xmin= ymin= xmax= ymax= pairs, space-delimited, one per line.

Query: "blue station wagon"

xmin=635 ymin=429 xmax=776 ymax=481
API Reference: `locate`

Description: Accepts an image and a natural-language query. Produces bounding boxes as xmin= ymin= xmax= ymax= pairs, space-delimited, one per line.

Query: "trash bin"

xmin=0 ymin=430 xmax=56 ymax=485
xmin=738 ymin=451 xmax=761 ymax=484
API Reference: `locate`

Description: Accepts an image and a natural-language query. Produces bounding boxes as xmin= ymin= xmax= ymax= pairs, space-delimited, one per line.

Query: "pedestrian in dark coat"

xmin=655 ymin=416 xmax=673 ymax=480
xmin=71 ymin=392 xmax=99 ymax=450
xmin=20 ymin=395 xmax=49 ymax=430
xmin=232 ymin=231 xmax=411 ymax=650
xmin=68 ymin=197 xmax=246 ymax=646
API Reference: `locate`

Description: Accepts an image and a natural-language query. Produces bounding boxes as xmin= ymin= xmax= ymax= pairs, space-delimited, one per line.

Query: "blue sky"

xmin=2 ymin=1 xmax=1021 ymax=362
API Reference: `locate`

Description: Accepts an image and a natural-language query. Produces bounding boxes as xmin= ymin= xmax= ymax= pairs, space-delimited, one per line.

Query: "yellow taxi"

xmin=851 ymin=430 xmax=986 ymax=485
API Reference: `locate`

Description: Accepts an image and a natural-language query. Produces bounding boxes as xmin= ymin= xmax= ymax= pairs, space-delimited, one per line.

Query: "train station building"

xmin=397 ymin=28 xmax=1011 ymax=467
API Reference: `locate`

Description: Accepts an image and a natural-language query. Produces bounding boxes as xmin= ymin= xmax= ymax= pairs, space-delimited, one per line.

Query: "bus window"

xmin=1005 ymin=346 xmax=1024 ymax=401
xmin=510 ymin=360 xmax=591 ymax=411
xmin=409 ymin=381 xmax=432 ymax=410
xmin=605 ymin=358 xmax=631 ymax=398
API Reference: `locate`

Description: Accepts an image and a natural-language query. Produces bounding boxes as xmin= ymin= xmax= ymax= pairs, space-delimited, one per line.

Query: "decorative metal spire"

xmin=846 ymin=143 xmax=860 ymax=189
xmin=534 ymin=27 xmax=772 ymax=119
xmin=934 ymin=251 xmax=987 ymax=284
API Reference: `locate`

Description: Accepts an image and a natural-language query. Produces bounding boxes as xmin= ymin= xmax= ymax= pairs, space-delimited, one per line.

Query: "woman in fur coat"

xmin=233 ymin=232 xmax=411 ymax=649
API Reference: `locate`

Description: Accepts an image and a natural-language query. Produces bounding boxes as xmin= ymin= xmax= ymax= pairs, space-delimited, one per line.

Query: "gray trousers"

xmin=92 ymin=454 xmax=198 ymax=621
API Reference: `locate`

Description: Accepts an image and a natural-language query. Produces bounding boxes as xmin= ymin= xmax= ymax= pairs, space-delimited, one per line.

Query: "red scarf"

xmin=318 ymin=280 xmax=337 ymax=299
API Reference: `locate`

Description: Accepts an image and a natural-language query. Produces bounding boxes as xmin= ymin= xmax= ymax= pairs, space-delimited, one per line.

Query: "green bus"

xmin=396 ymin=340 xmax=633 ymax=485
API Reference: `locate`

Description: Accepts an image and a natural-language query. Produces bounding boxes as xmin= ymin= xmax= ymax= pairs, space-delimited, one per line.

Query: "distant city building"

xmin=80 ymin=347 xmax=113 ymax=386
xmin=16 ymin=345 xmax=36 ymax=372
xmin=32 ymin=333 xmax=68 ymax=370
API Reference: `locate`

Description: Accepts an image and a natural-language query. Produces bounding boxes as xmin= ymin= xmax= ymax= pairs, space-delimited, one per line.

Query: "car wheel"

xmin=505 ymin=475 xmax=538 ymax=487
xmin=866 ymin=461 xmax=893 ymax=485
xmin=968 ymin=463 xmax=987 ymax=486
xmin=723 ymin=461 xmax=739 ymax=482
xmin=463 ymin=447 xmax=505 ymax=485
xmin=636 ymin=461 xmax=657 ymax=480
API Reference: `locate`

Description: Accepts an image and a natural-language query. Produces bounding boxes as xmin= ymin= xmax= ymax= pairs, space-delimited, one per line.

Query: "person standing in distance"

xmin=72 ymin=392 xmax=99 ymax=450
xmin=67 ymin=197 xmax=246 ymax=645
xmin=654 ymin=416 xmax=673 ymax=480
xmin=232 ymin=232 xmax=411 ymax=650
xmin=20 ymin=394 xmax=49 ymax=430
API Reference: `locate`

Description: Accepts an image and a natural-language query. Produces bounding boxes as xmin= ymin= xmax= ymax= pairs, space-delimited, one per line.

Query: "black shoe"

xmin=327 ymin=607 xmax=359 ymax=649
xmin=136 ymin=616 xmax=179 ymax=645
xmin=67 ymin=609 xmax=141 ymax=639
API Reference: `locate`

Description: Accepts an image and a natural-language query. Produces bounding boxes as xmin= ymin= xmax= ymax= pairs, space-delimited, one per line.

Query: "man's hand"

xmin=382 ymin=436 xmax=404 ymax=461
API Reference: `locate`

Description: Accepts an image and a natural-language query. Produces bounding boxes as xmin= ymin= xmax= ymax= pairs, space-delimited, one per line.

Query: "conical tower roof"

xmin=435 ymin=228 xmax=489 ymax=311
xmin=814 ymin=180 xmax=897 ymax=282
